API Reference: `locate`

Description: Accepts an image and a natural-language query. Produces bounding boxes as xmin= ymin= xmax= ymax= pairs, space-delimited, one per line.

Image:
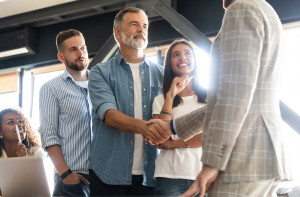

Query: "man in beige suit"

xmin=148 ymin=0 xmax=291 ymax=196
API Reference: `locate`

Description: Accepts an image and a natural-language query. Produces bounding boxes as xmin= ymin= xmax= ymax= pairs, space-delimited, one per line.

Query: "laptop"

xmin=0 ymin=156 xmax=51 ymax=197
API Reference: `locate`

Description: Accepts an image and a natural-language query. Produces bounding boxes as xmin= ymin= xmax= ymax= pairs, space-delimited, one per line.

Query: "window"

xmin=278 ymin=27 xmax=300 ymax=186
xmin=0 ymin=69 xmax=19 ymax=110
xmin=280 ymin=27 xmax=300 ymax=115
xmin=31 ymin=69 xmax=64 ymax=130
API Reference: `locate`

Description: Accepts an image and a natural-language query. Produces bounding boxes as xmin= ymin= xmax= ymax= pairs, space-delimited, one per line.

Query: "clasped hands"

xmin=142 ymin=119 xmax=172 ymax=146
xmin=143 ymin=120 xmax=219 ymax=197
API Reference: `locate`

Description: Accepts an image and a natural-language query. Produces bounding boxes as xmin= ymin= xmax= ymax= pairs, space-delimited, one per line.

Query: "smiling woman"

xmin=0 ymin=108 xmax=45 ymax=196
xmin=0 ymin=108 xmax=43 ymax=158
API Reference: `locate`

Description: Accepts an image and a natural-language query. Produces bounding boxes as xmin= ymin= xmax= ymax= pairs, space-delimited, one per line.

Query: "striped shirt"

xmin=39 ymin=69 xmax=92 ymax=174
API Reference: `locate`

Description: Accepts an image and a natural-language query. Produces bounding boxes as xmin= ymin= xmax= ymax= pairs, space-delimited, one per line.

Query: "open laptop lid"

xmin=0 ymin=156 xmax=50 ymax=197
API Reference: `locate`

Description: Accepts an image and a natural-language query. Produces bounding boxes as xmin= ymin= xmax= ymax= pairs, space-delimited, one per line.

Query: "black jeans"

xmin=89 ymin=169 xmax=155 ymax=196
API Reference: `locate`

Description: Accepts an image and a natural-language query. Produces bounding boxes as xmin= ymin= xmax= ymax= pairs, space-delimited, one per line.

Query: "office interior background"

xmin=0 ymin=0 xmax=300 ymax=192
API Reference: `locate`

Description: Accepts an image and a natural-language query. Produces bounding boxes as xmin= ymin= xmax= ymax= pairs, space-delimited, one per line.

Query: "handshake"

xmin=141 ymin=119 xmax=173 ymax=146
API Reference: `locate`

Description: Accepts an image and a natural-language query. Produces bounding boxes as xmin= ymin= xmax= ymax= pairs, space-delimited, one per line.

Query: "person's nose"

xmin=137 ymin=25 xmax=144 ymax=34
xmin=181 ymin=54 xmax=187 ymax=61
xmin=77 ymin=49 xmax=84 ymax=57
xmin=16 ymin=121 xmax=23 ymax=129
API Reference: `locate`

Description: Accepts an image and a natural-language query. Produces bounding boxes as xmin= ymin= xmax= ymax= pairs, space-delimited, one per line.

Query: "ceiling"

xmin=0 ymin=0 xmax=77 ymax=18
xmin=1 ymin=0 xmax=300 ymax=70
xmin=0 ymin=0 xmax=131 ymax=34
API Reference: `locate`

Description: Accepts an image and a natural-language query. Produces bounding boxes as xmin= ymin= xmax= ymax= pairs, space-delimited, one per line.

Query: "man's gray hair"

xmin=113 ymin=7 xmax=147 ymax=29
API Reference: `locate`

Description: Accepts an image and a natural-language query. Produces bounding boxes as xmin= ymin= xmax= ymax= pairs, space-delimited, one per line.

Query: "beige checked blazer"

xmin=175 ymin=0 xmax=291 ymax=182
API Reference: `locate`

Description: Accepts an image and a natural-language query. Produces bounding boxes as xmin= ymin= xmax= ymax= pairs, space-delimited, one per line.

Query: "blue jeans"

xmin=156 ymin=177 xmax=205 ymax=197
xmin=53 ymin=173 xmax=90 ymax=197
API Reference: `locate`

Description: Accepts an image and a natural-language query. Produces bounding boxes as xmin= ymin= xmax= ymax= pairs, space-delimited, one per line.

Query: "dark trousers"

xmin=53 ymin=173 xmax=90 ymax=197
xmin=89 ymin=169 xmax=155 ymax=196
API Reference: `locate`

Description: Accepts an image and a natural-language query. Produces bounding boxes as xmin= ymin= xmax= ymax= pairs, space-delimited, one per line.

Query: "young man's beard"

xmin=65 ymin=58 xmax=86 ymax=71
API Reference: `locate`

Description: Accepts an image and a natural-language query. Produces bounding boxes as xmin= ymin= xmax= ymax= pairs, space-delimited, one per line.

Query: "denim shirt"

xmin=88 ymin=51 xmax=163 ymax=186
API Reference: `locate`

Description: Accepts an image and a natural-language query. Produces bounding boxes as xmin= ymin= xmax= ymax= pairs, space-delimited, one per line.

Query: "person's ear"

xmin=57 ymin=52 xmax=65 ymax=63
xmin=114 ymin=28 xmax=121 ymax=41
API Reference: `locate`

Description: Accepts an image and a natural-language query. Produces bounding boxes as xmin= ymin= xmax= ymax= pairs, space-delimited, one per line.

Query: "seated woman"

xmin=0 ymin=108 xmax=43 ymax=158
xmin=152 ymin=39 xmax=207 ymax=196
xmin=0 ymin=108 xmax=44 ymax=196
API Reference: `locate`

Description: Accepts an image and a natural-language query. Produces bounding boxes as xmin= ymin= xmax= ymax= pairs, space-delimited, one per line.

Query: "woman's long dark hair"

xmin=0 ymin=108 xmax=41 ymax=157
xmin=162 ymin=39 xmax=206 ymax=107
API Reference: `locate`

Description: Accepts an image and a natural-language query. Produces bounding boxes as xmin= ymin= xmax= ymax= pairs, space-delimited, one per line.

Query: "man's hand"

xmin=144 ymin=119 xmax=172 ymax=145
xmin=146 ymin=119 xmax=171 ymax=132
xmin=180 ymin=165 xmax=219 ymax=197
xmin=63 ymin=172 xmax=90 ymax=185
xmin=141 ymin=123 xmax=171 ymax=145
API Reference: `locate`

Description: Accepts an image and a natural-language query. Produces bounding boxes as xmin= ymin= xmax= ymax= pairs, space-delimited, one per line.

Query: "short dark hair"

xmin=163 ymin=39 xmax=206 ymax=107
xmin=113 ymin=7 xmax=147 ymax=29
xmin=56 ymin=29 xmax=83 ymax=52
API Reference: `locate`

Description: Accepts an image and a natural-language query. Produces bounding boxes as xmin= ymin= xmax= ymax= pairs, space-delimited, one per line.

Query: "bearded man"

xmin=88 ymin=7 xmax=165 ymax=196
xmin=40 ymin=29 xmax=92 ymax=197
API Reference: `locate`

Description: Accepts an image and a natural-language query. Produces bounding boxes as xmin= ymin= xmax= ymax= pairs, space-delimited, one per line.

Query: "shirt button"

xmin=144 ymin=105 xmax=146 ymax=108
xmin=130 ymin=141 xmax=133 ymax=144
xmin=141 ymin=72 xmax=144 ymax=74
xmin=130 ymin=103 xmax=133 ymax=106
xmin=143 ymin=88 xmax=146 ymax=91
xmin=130 ymin=160 xmax=133 ymax=163
xmin=130 ymin=86 xmax=133 ymax=89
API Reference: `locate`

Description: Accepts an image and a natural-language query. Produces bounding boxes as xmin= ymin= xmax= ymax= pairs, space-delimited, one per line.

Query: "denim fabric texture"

xmin=156 ymin=177 xmax=196 ymax=196
xmin=88 ymin=51 xmax=163 ymax=186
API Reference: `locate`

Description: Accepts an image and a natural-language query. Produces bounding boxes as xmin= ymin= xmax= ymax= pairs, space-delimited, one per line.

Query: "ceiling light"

xmin=0 ymin=48 xmax=29 ymax=58
xmin=0 ymin=28 xmax=38 ymax=60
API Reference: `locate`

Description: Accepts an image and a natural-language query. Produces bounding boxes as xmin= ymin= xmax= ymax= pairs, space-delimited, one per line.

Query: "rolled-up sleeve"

xmin=88 ymin=64 xmax=118 ymax=121
xmin=39 ymin=83 xmax=60 ymax=149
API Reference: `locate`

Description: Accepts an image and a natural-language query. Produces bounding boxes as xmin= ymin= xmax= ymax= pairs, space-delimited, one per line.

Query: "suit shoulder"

xmin=229 ymin=0 xmax=270 ymax=12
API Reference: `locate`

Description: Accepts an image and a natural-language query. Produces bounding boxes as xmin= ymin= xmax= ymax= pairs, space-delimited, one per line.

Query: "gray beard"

xmin=121 ymin=32 xmax=148 ymax=49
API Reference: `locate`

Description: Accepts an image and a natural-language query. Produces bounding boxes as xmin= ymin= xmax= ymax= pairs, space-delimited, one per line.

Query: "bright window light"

xmin=0 ymin=92 xmax=18 ymax=110
xmin=279 ymin=28 xmax=300 ymax=115
xmin=148 ymin=55 xmax=159 ymax=64
xmin=194 ymin=48 xmax=210 ymax=89
xmin=277 ymin=27 xmax=300 ymax=188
